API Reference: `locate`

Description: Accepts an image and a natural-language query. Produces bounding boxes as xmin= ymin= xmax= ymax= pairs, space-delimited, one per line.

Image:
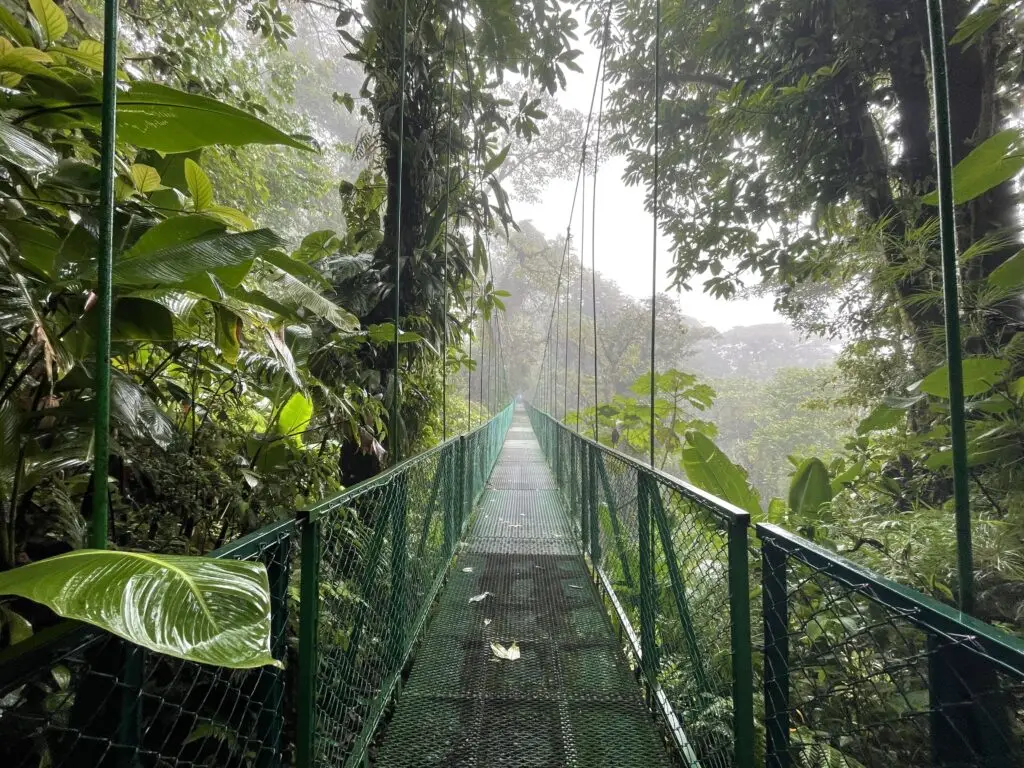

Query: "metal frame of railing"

xmin=0 ymin=404 xmax=513 ymax=768
xmin=527 ymin=404 xmax=1024 ymax=768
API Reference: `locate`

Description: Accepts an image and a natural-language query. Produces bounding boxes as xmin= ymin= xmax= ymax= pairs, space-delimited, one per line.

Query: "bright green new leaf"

xmin=0 ymin=549 xmax=278 ymax=668
xmin=987 ymin=248 xmax=1024 ymax=291
xmin=277 ymin=392 xmax=313 ymax=443
xmin=922 ymin=129 xmax=1024 ymax=205
xmin=29 ymin=0 xmax=67 ymax=44
xmin=788 ymin=458 xmax=832 ymax=517
xmin=913 ymin=357 xmax=1009 ymax=398
xmin=680 ymin=430 xmax=762 ymax=515
xmin=127 ymin=215 xmax=224 ymax=259
xmin=54 ymin=39 xmax=103 ymax=70
xmin=367 ymin=322 xmax=424 ymax=344
xmin=129 ymin=164 xmax=163 ymax=194
xmin=184 ymin=158 xmax=214 ymax=211
xmin=205 ymin=204 xmax=254 ymax=232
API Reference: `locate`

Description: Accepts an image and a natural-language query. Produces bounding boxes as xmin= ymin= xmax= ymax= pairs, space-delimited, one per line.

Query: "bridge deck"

xmin=375 ymin=408 xmax=672 ymax=767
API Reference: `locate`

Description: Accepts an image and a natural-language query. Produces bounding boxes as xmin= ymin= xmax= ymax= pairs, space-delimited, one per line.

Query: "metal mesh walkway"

xmin=375 ymin=408 xmax=672 ymax=767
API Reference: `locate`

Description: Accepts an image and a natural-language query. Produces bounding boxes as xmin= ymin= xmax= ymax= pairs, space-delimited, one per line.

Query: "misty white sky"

xmin=511 ymin=23 xmax=783 ymax=332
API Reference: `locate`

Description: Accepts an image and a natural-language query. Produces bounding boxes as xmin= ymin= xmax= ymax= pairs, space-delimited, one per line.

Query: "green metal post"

xmin=925 ymin=0 xmax=972 ymax=613
xmin=297 ymin=513 xmax=321 ymax=768
xmin=581 ymin=441 xmax=590 ymax=555
xmin=90 ymin=0 xmax=120 ymax=549
xmin=389 ymin=473 xmax=409 ymax=668
xmin=390 ymin=0 xmax=409 ymax=464
xmin=637 ymin=472 xmax=659 ymax=682
xmin=255 ymin=536 xmax=291 ymax=768
xmin=588 ymin=443 xmax=600 ymax=565
xmin=570 ymin=438 xmax=578 ymax=521
xmin=728 ymin=515 xmax=755 ymax=768
xmin=762 ymin=540 xmax=790 ymax=768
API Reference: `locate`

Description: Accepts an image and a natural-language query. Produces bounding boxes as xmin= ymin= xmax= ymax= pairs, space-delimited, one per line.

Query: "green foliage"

xmin=921 ymin=129 xmax=1024 ymax=205
xmin=0 ymin=549 xmax=277 ymax=668
xmin=680 ymin=430 xmax=762 ymax=515
xmin=788 ymin=458 xmax=832 ymax=518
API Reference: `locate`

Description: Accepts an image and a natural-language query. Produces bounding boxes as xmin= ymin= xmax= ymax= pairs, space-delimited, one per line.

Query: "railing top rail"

xmin=527 ymin=403 xmax=749 ymax=526
xmin=757 ymin=521 xmax=1024 ymax=678
xmin=305 ymin=402 xmax=513 ymax=522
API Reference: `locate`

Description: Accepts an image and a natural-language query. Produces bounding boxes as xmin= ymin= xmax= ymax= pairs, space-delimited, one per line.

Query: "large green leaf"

xmin=922 ymin=129 xmax=1024 ymax=205
xmin=0 ymin=550 xmax=278 ymax=668
xmin=277 ymin=391 xmax=313 ymax=443
xmin=680 ymin=430 xmax=762 ymax=515
xmin=28 ymin=0 xmax=67 ymax=44
xmin=113 ymin=229 xmax=282 ymax=286
xmin=856 ymin=394 xmax=924 ymax=435
xmin=988 ymin=248 xmax=1024 ymax=291
xmin=261 ymin=269 xmax=357 ymax=330
xmin=0 ymin=120 xmax=58 ymax=173
xmin=788 ymin=458 xmax=833 ymax=517
xmin=912 ymin=357 xmax=1009 ymax=398
xmin=115 ymin=84 xmax=311 ymax=153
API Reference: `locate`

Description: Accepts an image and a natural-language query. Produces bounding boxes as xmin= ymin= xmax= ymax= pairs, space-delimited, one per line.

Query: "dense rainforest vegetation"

xmin=0 ymin=0 xmax=1021 ymax=673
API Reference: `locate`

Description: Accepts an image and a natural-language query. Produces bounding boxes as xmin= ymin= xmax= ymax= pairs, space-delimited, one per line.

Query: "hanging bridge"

xmin=2 ymin=402 xmax=1022 ymax=768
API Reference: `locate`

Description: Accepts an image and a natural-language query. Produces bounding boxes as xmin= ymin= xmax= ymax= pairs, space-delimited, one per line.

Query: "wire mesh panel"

xmin=0 ymin=520 xmax=299 ymax=768
xmin=306 ymin=405 xmax=512 ymax=768
xmin=373 ymin=405 xmax=672 ymax=767
xmin=526 ymin=403 xmax=755 ymax=768
xmin=758 ymin=523 xmax=1024 ymax=768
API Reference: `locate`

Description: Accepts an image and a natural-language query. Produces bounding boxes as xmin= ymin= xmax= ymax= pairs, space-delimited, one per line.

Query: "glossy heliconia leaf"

xmin=114 ymin=229 xmax=282 ymax=286
xmin=922 ymin=129 xmax=1024 ymax=205
xmin=110 ymin=370 xmax=176 ymax=448
xmin=0 ymin=549 xmax=278 ymax=668
xmin=28 ymin=0 xmax=67 ymax=44
xmin=262 ymin=270 xmax=357 ymax=329
xmin=0 ymin=120 xmax=59 ymax=173
xmin=127 ymin=215 xmax=224 ymax=258
xmin=680 ymin=430 xmax=762 ymax=515
xmin=913 ymin=357 xmax=1009 ymax=398
xmin=114 ymin=83 xmax=312 ymax=153
xmin=260 ymin=249 xmax=330 ymax=287
xmin=277 ymin=392 xmax=313 ymax=443
xmin=987 ymin=248 xmax=1024 ymax=290
xmin=788 ymin=458 xmax=833 ymax=516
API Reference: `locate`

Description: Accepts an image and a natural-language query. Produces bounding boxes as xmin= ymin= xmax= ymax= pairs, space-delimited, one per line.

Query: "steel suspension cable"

xmin=576 ymin=148 xmax=586 ymax=431
xmin=563 ymin=230 xmax=571 ymax=421
xmin=648 ymin=0 xmax=661 ymax=467
xmin=441 ymin=38 xmax=456 ymax=441
xmin=591 ymin=18 xmax=609 ymax=444
xmin=530 ymin=0 xmax=614 ymax=415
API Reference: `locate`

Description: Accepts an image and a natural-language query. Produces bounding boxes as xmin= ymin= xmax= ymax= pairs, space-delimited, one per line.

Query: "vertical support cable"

xmin=391 ymin=0 xmax=409 ymax=463
xmin=592 ymin=44 xmax=606 ymax=444
xmin=648 ymin=0 xmax=661 ymax=468
xmin=468 ymin=274 xmax=474 ymax=429
xmin=925 ymin=0 xmax=972 ymax=613
xmin=563 ymin=231 xmax=571 ymax=421
xmin=576 ymin=148 xmax=586 ymax=432
xmin=90 ymin=0 xmax=119 ymax=549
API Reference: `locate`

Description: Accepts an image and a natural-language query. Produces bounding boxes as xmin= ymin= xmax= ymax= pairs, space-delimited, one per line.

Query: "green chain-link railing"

xmin=527 ymin=404 xmax=1024 ymax=768
xmin=528 ymin=403 xmax=755 ymax=768
xmin=0 ymin=404 xmax=512 ymax=768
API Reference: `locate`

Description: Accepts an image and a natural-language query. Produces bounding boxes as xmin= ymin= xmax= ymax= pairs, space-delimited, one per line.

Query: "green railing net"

xmin=0 ymin=404 xmax=512 ymax=768
xmin=527 ymin=405 xmax=1024 ymax=768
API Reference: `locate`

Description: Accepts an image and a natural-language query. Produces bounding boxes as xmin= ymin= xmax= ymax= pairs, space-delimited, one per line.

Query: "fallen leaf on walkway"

xmin=483 ymin=619 xmax=492 ymax=626
xmin=490 ymin=641 xmax=520 ymax=661
xmin=462 ymin=567 xmax=473 ymax=573
xmin=568 ymin=584 xmax=583 ymax=590
xmin=469 ymin=592 xmax=491 ymax=603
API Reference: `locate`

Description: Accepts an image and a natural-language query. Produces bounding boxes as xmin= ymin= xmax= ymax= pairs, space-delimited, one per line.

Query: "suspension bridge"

xmin=0 ymin=0 xmax=1022 ymax=764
